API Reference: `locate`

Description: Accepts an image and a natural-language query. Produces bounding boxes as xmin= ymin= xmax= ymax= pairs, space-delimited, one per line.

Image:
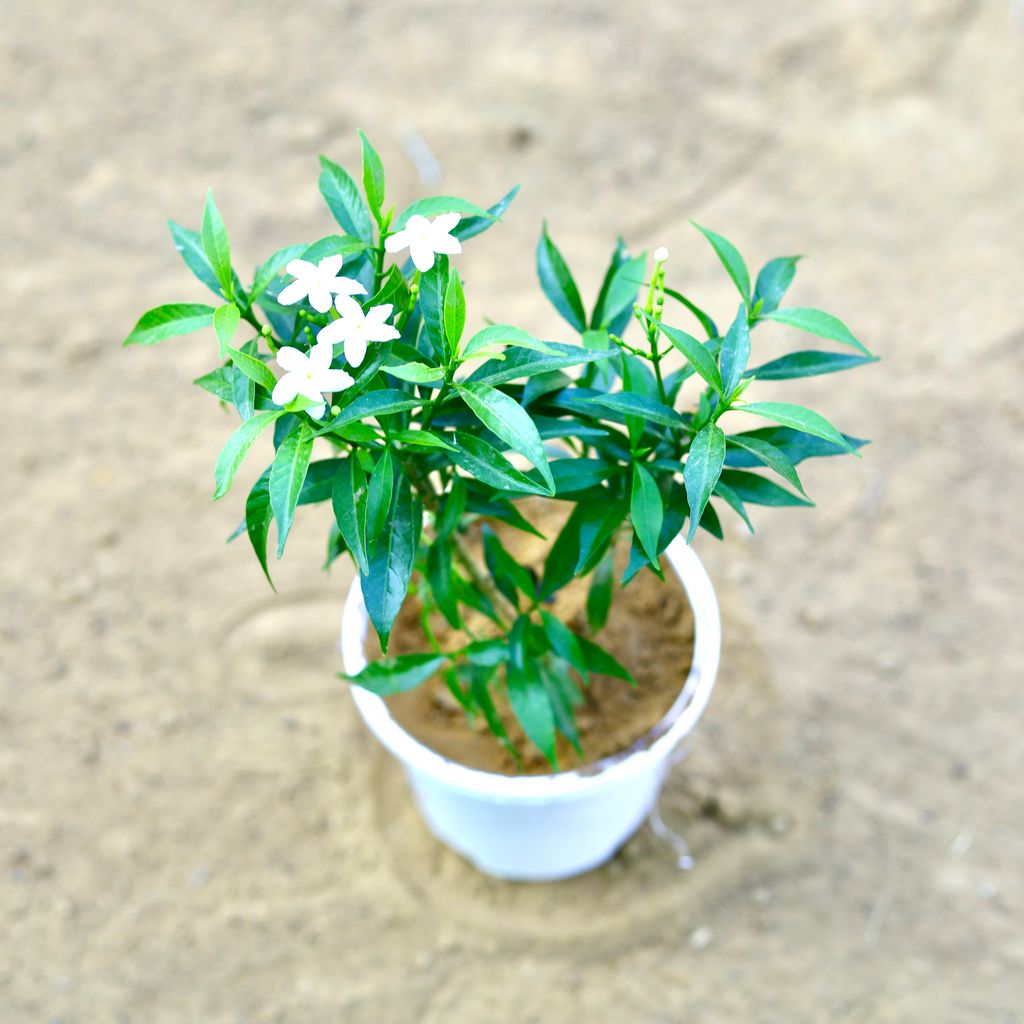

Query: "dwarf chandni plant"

xmin=124 ymin=133 xmax=874 ymax=768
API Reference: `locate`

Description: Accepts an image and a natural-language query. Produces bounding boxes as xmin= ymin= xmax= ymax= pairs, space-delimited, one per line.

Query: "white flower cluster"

xmin=272 ymin=214 xmax=461 ymax=417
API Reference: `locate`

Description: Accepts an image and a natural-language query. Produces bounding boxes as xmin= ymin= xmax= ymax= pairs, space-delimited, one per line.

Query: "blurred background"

xmin=3 ymin=1 xmax=1023 ymax=1020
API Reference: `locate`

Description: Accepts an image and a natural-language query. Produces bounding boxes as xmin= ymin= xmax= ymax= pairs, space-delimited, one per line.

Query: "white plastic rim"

xmin=340 ymin=536 xmax=721 ymax=805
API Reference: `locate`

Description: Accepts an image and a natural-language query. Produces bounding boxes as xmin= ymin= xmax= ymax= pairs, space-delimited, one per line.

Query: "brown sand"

xmin=4 ymin=1 xmax=1024 ymax=1020
xmin=384 ymin=517 xmax=695 ymax=775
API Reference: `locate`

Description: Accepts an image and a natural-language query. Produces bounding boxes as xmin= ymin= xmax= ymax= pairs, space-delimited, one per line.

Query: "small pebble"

xmin=689 ymin=925 xmax=713 ymax=950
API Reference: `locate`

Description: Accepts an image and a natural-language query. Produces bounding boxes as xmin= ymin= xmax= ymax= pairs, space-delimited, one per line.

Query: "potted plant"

xmin=125 ymin=134 xmax=874 ymax=880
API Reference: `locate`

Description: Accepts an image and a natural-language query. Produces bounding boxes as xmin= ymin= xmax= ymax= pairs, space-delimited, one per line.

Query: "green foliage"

xmin=126 ymin=137 xmax=874 ymax=766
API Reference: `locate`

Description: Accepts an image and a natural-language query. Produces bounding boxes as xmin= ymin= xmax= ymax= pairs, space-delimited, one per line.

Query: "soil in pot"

xmin=378 ymin=503 xmax=696 ymax=776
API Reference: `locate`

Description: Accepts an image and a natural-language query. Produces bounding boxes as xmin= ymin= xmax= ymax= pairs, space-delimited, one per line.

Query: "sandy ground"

xmin=3 ymin=0 xmax=1023 ymax=1020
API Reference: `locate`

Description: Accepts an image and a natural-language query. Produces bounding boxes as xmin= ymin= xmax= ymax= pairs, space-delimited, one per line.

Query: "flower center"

xmin=305 ymin=372 xmax=313 ymax=380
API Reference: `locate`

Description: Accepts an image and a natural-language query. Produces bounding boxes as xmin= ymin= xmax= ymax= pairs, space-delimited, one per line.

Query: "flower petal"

xmin=409 ymin=241 xmax=436 ymax=272
xmin=277 ymin=280 xmax=309 ymax=306
xmin=431 ymin=212 xmax=461 ymax=234
xmin=405 ymin=215 xmax=431 ymax=234
xmin=316 ymin=320 xmax=347 ymax=346
xmin=308 ymin=285 xmax=333 ymax=313
xmin=430 ymin=233 xmax=462 ymax=256
xmin=331 ymin=276 xmax=367 ymax=296
xmin=333 ymin=294 xmax=365 ymax=320
xmin=308 ymin=341 xmax=334 ymax=371
xmin=272 ymin=373 xmax=301 ymax=406
xmin=318 ymin=254 xmax=344 ymax=277
xmin=384 ymin=229 xmax=410 ymax=253
xmin=286 ymin=259 xmax=316 ymax=278
xmin=319 ymin=368 xmax=355 ymax=391
xmin=306 ymin=402 xmax=326 ymax=420
xmin=344 ymin=334 xmax=367 ymax=368
xmin=366 ymin=303 xmax=394 ymax=323
xmin=298 ymin=380 xmax=327 ymax=404
xmin=367 ymin=323 xmax=401 ymax=344
xmin=275 ymin=346 xmax=308 ymax=371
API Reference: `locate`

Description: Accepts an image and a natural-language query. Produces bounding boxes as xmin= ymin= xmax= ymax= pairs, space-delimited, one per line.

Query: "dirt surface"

xmin=385 ymin=515 xmax=695 ymax=775
xmin=4 ymin=1 xmax=1024 ymax=1021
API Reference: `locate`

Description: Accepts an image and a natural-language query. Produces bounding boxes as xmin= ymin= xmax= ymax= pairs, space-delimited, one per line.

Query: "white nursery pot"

xmin=340 ymin=537 xmax=721 ymax=882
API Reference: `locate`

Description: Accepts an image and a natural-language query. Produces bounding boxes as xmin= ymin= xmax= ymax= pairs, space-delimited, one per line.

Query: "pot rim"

xmin=341 ymin=536 xmax=721 ymax=804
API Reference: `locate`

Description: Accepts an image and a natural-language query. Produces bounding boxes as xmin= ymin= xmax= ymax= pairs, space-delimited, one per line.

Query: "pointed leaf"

xmin=200 ymin=191 xmax=233 ymax=299
xmin=212 ymin=410 xmax=284 ymax=500
xmin=718 ymin=303 xmax=751 ymax=399
xmin=395 ymin=195 xmax=494 ymax=229
xmin=358 ymin=130 xmax=386 ymax=223
xmin=753 ymin=256 xmax=800 ymax=315
xmin=447 ymin=432 xmax=551 ymax=495
xmin=630 ymin=464 xmax=664 ymax=568
xmin=319 ymin=156 xmax=373 ymax=243
xmin=645 ymin=314 xmax=723 ymax=395
xmin=684 ymin=423 xmax=726 ymax=542
xmin=443 ymin=267 xmax=466 ymax=352
xmin=461 ymin=324 xmax=557 ymax=360
xmin=725 ymin=434 xmax=807 ymax=496
xmin=332 ymin=457 xmax=369 ymax=575
xmin=762 ymin=307 xmax=871 ymax=356
xmin=452 ymin=185 xmax=519 ymax=241
xmin=692 ymin=222 xmax=750 ymax=304
xmin=344 ymin=653 xmax=447 ymax=696
xmin=747 ymin=350 xmax=877 ymax=380
xmin=738 ymin=401 xmax=859 ymax=454
xmin=245 ymin=467 xmax=275 ymax=587
xmin=456 ymin=383 xmax=554 ymax=492
xmin=536 ymin=224 xmax=587 ymax=333
xmin=269 ymin=422 xmax=314 ymax=556
xmin=123 ymin=303 xmax=215 ymax=346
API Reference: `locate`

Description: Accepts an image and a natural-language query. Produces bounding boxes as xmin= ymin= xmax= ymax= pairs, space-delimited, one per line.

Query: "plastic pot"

xmin=340 ymin=537 xmax=721 ymax=881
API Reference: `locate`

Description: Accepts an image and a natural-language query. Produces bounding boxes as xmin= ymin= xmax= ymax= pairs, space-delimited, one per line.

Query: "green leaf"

xmin=297 ymin=458 xmax=344 ymax=506
xmin=712 ymin=479 xmax=754 ymax=533
xmin=435 ymin=478 xmax=466 ymax=541
xmin=316 ymin=390 xmax=424 ymax=435
xmin=592 ymin=250 xmax=646 ymax=330
xmin=738 ymin=401 xmax=859 ymax=455
xmin=213 ymin=303 xmax=241 ymax=361
xmin=319 ymin=155 xmax=373 ymax=243
xmin=718 ymin=303 xmax=751 ymax=399
xmin=576 ymin=635 xmax=632 ymax=682
xmin=269 ymin=422 xmax=314 ymax=557
xmin=460 ymin=324 xmax=557 ymax=360
xmin=344 ymin=653 xmax=447 ymax=696
xmin=725 ymin=434 xmax=807 ymax=496
xmin=456 ymin=383 xmax=555 ymax=492
xmin=364 ymin=449 xmax=395 ymax=542
xmin=586 ymin=548 xmax=615 ymax=633
xmin=483 ymin=526 xmax=536 ymax=608
xmin=645 ymin=314 xmax=724 ymax=395
xmin=724 ymin=426 xmax=868 ymax=467
xmin=752 ymin=256 xmax=800 ymax=315
xmin=536 ymin=224 xmax=587 ymax=333
xmin=358 ymin=130 xmax=386 ymax=223
xmin=123 ymin=303 xmax=215 ymax=346
xmin=447 ymin=431 xmax=551 ymax=495
xmin=212 ymin=410 xmax=284 ymax=500
xmin=332 ymin=457 xmax=369 ymax=575
xmin=250 ymin=244 xmax=308 ymax=305
xmin=468 ymin=344 xmax=614 ymax=388
xmin=391 ymin=428 xmax=454 ymax=451
xmin=550 ymin=458 xmax=609 ymax=497
xmin=426 ymin=540 xmax=461 ymax=629
xmin=228 ymin=345 xmax=276 ymax=391
xmin=747 ymin=350 xmax=877 ymax=380
xmin=418 ymin=256 xmax=449 ymax=356
xmin=684 ymin=423 xmax=726 ymax=542
xmin=443 ymin=267 xmax=466 ymax=353
xmin=394 ymin=195 xmax=494 ymax=230
xmin=719 ymin=468 xmax=813 ymax=507
xmin=468 ymin=666 xmax=517 ymax=758
xmin=245 ymin=467 xmax=275 ymax=587
xmin=193 ymin=366 xmax=235 ymax=402
xmin=539 ymin=611 xmax=588 ymax=680
xmin=631 ymin=464 xmax=664 ymax=568
xmin=231 ymin=363 xmax=256 ymax=422
xmin=360 ymin=476 xmax=422 ymax=652
xmin=762 ymin=307 xmax=871 ymax=356
xmin=507 ymin=621 xmax=557 ymax=767
xmin=381 ymin=361 xmax=445 ymax=384
xmin=579 ymin=391 xmax=685 ymax=429
xmin=168 ymin=220 xmax=225 ymax=298
xmin=301 ymin=234 xmax=372 ymax=263
xmin=200 ymin=190 xmax=233 ymax=300
xmin=692 ymin=222 xmax=750 ymax=304
xmin=574 ymin=500 xmax=628 ymax=577
xmin=452 ymin=185 xmax=519 ymax=241
xmin=662 ymin=286 xmax=718 ymax=339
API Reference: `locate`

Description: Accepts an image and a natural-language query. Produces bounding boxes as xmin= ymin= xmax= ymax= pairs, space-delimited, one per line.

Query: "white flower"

xmin=272 ymin=341 xmax=354 ymax=419
xmin=317 ymin=296 xmax=401 ymax=369
xmin=653 ymin=245 xmax=670 ymax=263
xmin=384 ymin=213 xmax=462 ymax=273
xmin=277 ymin=255 xmax=366 ymax=314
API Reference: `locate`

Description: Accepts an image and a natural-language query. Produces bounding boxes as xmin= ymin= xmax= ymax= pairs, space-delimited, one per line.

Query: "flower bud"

xmin=653 ymin=245 xmax=670 ymax=263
